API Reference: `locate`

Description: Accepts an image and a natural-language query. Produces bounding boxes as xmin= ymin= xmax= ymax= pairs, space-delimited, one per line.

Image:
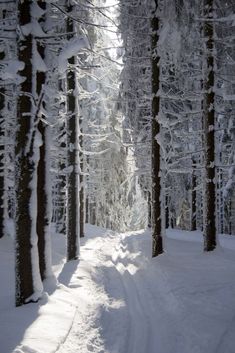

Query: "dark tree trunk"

xmin=54 ymin=79 xmax=67 ymax=235
xmin=147 ymin=190 xmax=152 ymax=228
xmin=15 ymin=0 xmax=42 ymax=306
xmin=66 ymin=4 xmax=79 ymax=260
xmin=191 ymin=159 xmax=197 ymax=231
xmin=203 ymin=0 xmax=216 ymax=252
xmin=0 ymin=27 xmax=6 ymax=238
xmin=36 ymin=1 xmax=52 ymax=281
xmin=85 ymin=195 xmax=89 ymax=223
xmin=151 ymin=0 xmax=163 ymax=257
xmin=165 ymin=194 xmax=169 ymax=229
xmin=79 ymin=129 xmax=85 ymax=238
xmin=37 ymin=120 xmax=49 ymax=280
xmin=0 ymin=86 xmax=5 ymax=238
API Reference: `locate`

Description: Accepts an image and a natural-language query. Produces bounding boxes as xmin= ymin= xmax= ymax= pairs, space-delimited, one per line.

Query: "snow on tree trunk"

xmin=66 ymin=4 xmax=80 ymax=261
xmin=15 ymin=0 xmax=43 ymax=306
xmin=203 ymin=0 xmax=217 ymax=252
xmin=35 ymin=0 xmax=53 ymax=281
xmin=151 ymin=0 xmax=163 ymax=257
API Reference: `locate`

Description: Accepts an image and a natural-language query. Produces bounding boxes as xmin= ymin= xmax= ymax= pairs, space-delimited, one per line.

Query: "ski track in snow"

xmin=54 ymin=228 xmax=235 ymax=353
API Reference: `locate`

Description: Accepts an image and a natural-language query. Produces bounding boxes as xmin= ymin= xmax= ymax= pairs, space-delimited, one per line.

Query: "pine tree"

xmin=66 ymin=2 xmax=80 ymax=261
xmin=203 ymin=0 xmax=216 ymax=251
xmin=151 ymin=0 xmax=163 ymax=257
xmin=79 ymin=122 xmax=85 ymax=238
xmin=0 ymin=84 xmax=4 ymax=238
xmin=15 ymin=0 xmax=43 ymax=306
xmin=36 ymin=0 xmax=53 ymax=280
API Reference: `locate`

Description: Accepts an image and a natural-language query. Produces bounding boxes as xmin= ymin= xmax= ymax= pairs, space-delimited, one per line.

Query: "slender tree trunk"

xmin=191 ymin=158 xmax=197 ymax=231
xmin=0 ymin=86 xmax=5 ymax=238
xmin=15 ymin=0 xmax=43 ymax=306
xmin=66 ymin=4 xmax=79 ymax=260
xmin=0 ymin=25 xmax=6 ymax=238
xmin=55 ymin=79 xmax=67 ymax=234
xmin=148 ymin=190 xmax=152 ymax=228
xmin=0 ymin=6 xmax=7 ymax=239
xmin=79 ymin=122 xmax=85 ymax=237
xmin=35 ymin=1 xmax=53 ymax=281
xmin=86 ymin=195 xmax=89 ymax=223
xmin=151 ymin=0 xmax=163 ymax=257
xmin=165 ymin=194 xmax=169 ymax=229
xmin=203 ymin=0 xmax=216 ymax=251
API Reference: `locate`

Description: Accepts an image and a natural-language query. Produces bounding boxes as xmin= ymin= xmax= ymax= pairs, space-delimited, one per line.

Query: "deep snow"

xmin=1 ymin=224 xmax=235 ymax=353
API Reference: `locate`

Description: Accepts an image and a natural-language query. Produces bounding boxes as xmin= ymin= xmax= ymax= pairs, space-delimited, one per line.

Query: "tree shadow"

xmin=57 ymin=259 xmax=81 ymax=288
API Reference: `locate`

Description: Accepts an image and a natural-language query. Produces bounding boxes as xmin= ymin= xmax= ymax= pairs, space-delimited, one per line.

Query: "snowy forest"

xmin=0 ymin=1 xmax=235 ymax=353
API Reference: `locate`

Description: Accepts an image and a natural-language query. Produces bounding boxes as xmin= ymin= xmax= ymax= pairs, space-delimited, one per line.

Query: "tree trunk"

xmin=54 ymin=80 xmax=67 ymax=234
xmin=166 ymin=194 xmax=170 ymax=229
xmin=79 ymin=122 xmax=85 ymax=237
xmin=148 ymin=190 xmax=152 ymax=228
xmin=86 ymin=195 xmax=89 ymax=223
xmin=36 ymin=1 xmax=53 ymax=281
xmin=66 ymin=4 xmax=79 ymax=260
xmin=0 ymin=86 xmax=5 ymax=238
xmin=151 ymin=0 xmax=163 ymax=257
xmin=191 ymin=158 xmax=197 ymax=231
xmin=0 ymin=23 xmax=6 ymax=238
xmin=203 ymin=0 xmax=216 ymax=252
xmin=15 ymin=0 xmax=42 ymax=306
xmin=79 ymin=134 xmax=85 ymax=238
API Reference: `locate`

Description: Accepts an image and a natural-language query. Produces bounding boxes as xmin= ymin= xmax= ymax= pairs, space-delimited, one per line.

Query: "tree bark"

xmin=15 ymin=0 xmax=42 ymax=306
xmin=147 ymin=190 xmax=152 ymax=228
xmin=151 ymin=1 xmax=163 ymax=257
xmin=0 ymin=19 xmax=6 ymax=238
xmin=203 ymin=0 xmax=216 ymax=251
xmin=79 ymin=127 xmax=85 ymax=238
xmin=191 ymin=158 xmax=197 ymax=231
xmin=66 ymin=4 xmax=79 ymax=260
xmin=0 ymin=86 xmax=5 ymax=238
xmin=165 ymin=194 xmax=169 ymax=229
xmin=36 ymin=1 xmax=53 ymax=281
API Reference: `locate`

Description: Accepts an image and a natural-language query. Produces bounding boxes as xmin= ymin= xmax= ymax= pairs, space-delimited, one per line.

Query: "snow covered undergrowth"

xmin=1 ymin=225 xmax=235 ymax=353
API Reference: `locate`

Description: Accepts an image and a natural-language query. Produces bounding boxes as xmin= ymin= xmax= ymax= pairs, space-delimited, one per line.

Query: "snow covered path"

xmin=55 ymin=227 xmax=235 ymax=353
xmin=2 ymin=225 xmax=235 ymax=353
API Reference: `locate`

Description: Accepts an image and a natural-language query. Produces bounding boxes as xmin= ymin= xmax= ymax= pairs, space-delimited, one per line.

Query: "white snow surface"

xmin=1 ymin=225 xmax=235 ymax=353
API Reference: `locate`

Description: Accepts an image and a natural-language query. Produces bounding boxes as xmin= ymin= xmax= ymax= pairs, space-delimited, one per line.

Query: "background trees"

xmin=119 ymin=0 xmax=235 ymax=254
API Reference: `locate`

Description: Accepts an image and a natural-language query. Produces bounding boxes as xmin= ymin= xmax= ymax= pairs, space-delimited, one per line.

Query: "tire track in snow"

xmin=111 ymin=235 xmax=152 ymax=353
xmin=78 ymin=232 xmax=152 ymax=353
xmin=115 ymin=233 xmax=199 ymax=353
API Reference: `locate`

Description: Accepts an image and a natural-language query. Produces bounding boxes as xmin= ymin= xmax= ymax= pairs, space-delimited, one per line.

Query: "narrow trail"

xmin=56 ymin=228 xmax=235 ymax=353
xmin=56 ymin=230 xmax=161 ymax=353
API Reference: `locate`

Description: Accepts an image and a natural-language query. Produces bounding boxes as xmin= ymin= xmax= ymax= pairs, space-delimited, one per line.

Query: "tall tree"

xmin=151 ymin=0 xmax=163 ymax=257
xmin=0 ymin=7 xmax=8 ymax=238
xmin=0 ymin=84 xmax=5 ymax=238
xmin=36 ymin=1 xmax=53 ymax=280
xmin=203 ymin=0 xmax=216 ymax=251
xmin=66 ymin=2 xmax=80 ymax=260
xmin=79 ymin=120 xmax=85 ymax=238
xmin=15 ymin=0 xmax=43 ymax=306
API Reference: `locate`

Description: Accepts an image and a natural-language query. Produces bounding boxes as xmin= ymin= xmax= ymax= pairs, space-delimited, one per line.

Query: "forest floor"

xmin=1 ymin=224 xmax=235 ymax=353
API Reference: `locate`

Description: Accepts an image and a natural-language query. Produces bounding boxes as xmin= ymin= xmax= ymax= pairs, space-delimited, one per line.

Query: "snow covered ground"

xmin=1 ymin=224 xmax=235 ymax=353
